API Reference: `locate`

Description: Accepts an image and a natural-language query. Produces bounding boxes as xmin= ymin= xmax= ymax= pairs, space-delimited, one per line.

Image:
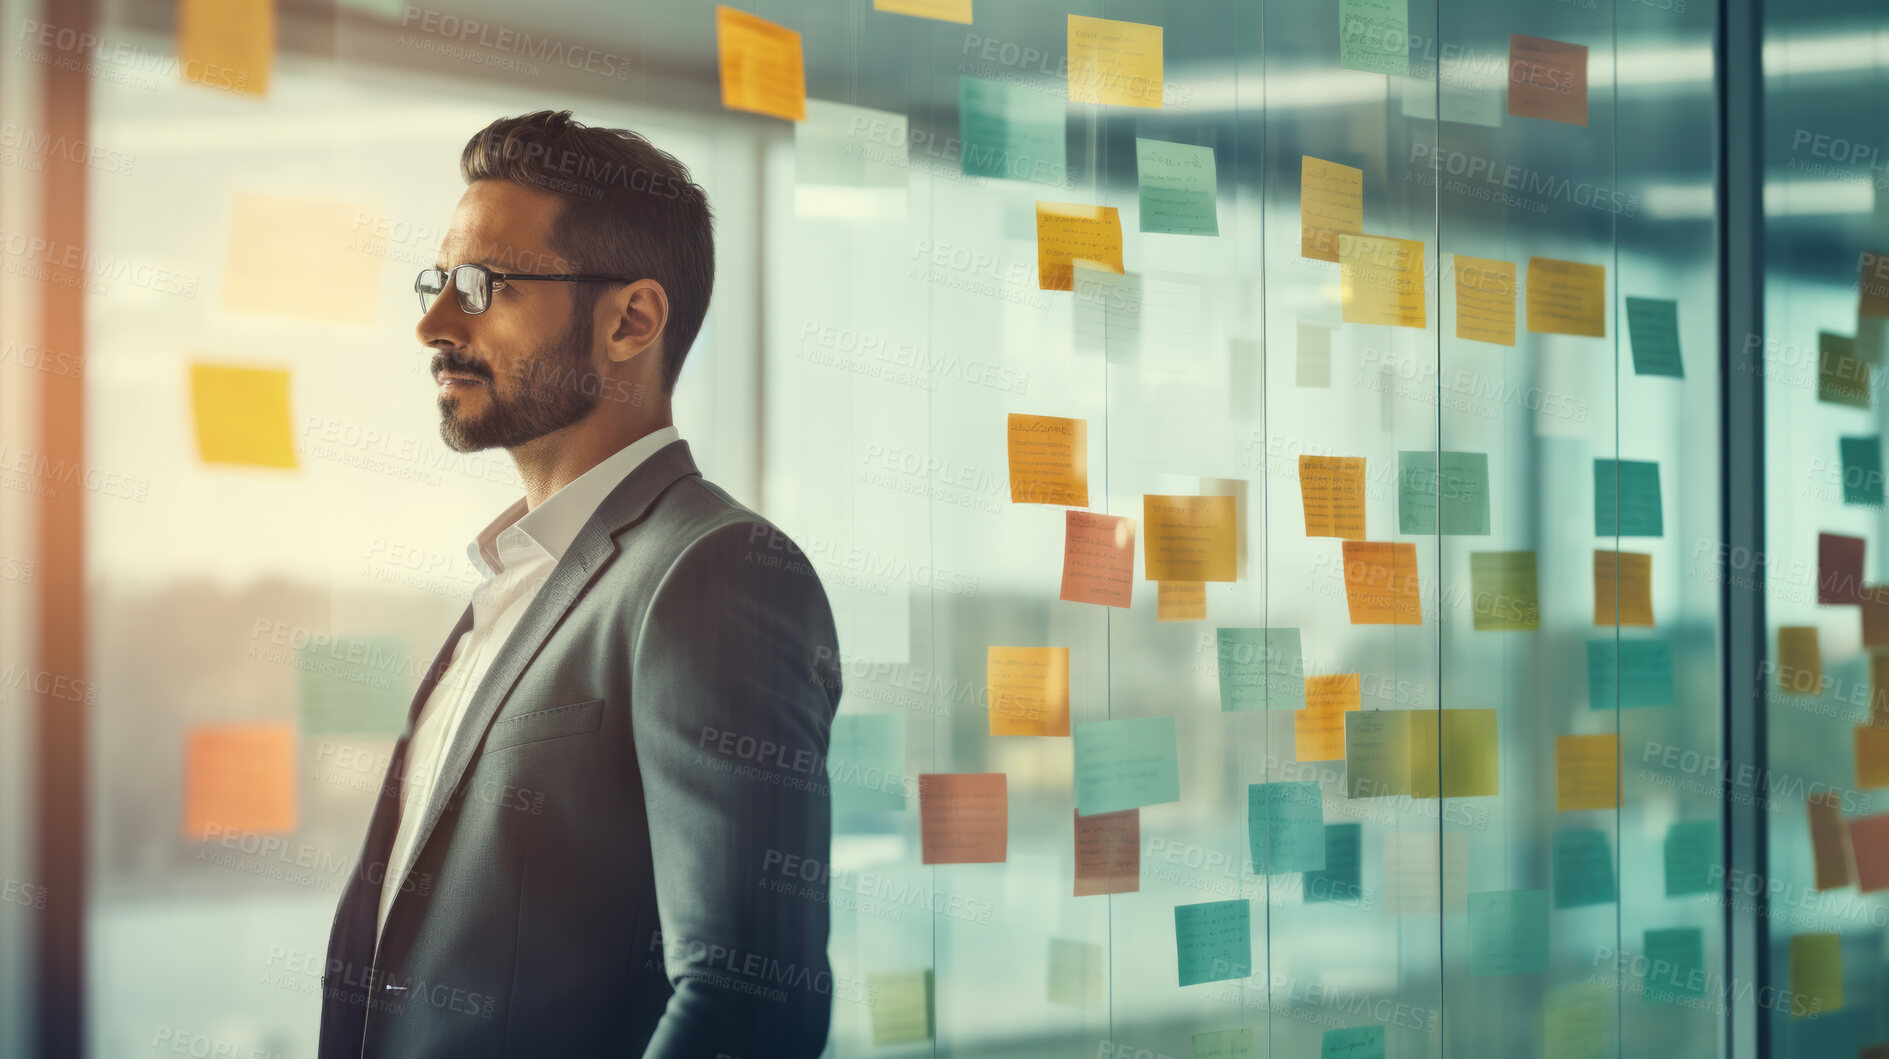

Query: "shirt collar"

xmin=466 ymin=425 xmax=682 ymax=576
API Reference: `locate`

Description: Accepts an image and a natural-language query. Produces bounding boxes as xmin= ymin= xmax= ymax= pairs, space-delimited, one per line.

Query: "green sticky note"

xmin=1248 ymin=781 xmax=1326 ymax=875
xmin=1191 ymin=1028 xmax=1254 ymax=1059
xmin=1136 ymin=138 xmax=1219 ymax=236
xmin=1587 ymin=639 xmax=1674 ymax=709
xmin=1594 ymin=459 xmax=1663 ymax=537
xmin=1663 ymin=820 xmax=1720 ymax=897
xmin=1544 ymin=983 xmax=1607 ymax=1059
xmin=1075 ymin=716 xmax=1181 ymax=815
xmin=1642 ymin=928 xmax=1707 ymax=1002
xmin=1175 ymin=899 xmax=1251 ymax=986
xmin=1339 ymin=0 xmax=1409 ymax=76
xmin=299 ymin=635 xmax=412 ymax=737
xmin=1469 ymin=550 xmax=1540 ymax=631
xmin=1321 ymin=1025 xmax=1385 ymax=1059
xmin=1397 ymin=451 xmax=1490 ymax=535
xmin=1625 ymin=297 xmax=1684 ymax=378
xmin=959 ymin=77 xmax=1066 ymax=186
xmin=1551 ymin=829 xmax=1617 ymax=909
xmin=827 ymin=713 xmax=907 ymax=815
xmin=1305 ymin=822 xmax=1364 ymax=904
xmin=1841 ymin=436 xmax=1885 ymax=507
xmin=1468 ymin=889 xmax=1548 ymax=977
xmin=1820 ymin=338 xmax=1872 ymax=408
xmin=1216 ymin=628 xmax=1305 ymax=711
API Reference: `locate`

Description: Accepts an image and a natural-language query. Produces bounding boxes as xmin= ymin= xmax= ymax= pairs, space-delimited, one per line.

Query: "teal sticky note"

xmin=1248 ymin=781 xmax=1326 ymax=875
xmin=299 ymin=635 xmax=412 ymax=737
xmin=958 ymin=77 xmax=1066 ymax=186
xmin=1586 ymin=639 xmax=1674 ymax=709
xmin=1791 ymin=1007 xmax=1875 ymax=1057
xmin=1594 ymin=459 xmax=1664 ymax=537
xmin=827 ymin=714 xmax=907 ymax=815
xmin=1468 ymin=889 xmax=1548 ymax=977
xmin=1840 ymin=436 xmax=1884 ymax=507
xmin=1075 ymin=716 xmax=1181 ymax=815
xmin=1136 ymin=138 xmax=1219 ymax=236
xmin=1641 ymin=928 xmax=1707 ymax=1002
xmin=1663 ymin=820 xmax=1720 ymax=897
xmin=1339 ymin=0 xmax=1410 ymax=76
xmin=1216 ymin=628 xmax=1305 ymax=711
xmin=1305 ymin=822 xmax=1364 ymax=904
xmin=1175 ymin=899 xmax=1251 ymax=986
xmin=1397 ymin=451 xmax=1490 ymax=535
xmin=1625 ymin=297 xmax=1684 ymax=378
xmin=1321 ymin=1025 xmax=1385 ymax=1059
xmin=1551 ymin=829 xmax=1617 ymax=909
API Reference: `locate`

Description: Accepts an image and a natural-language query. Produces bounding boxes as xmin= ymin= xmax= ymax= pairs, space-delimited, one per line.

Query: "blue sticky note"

xmin=827 ymin=714 xmax=907 ymax=815
xmin=1175 ymin=899 xmax=1251 ymax=986
xmin=1248 ymin=781 xmax=1326 ymax=875
xmin=1468 ymin=889 xmax=1548 ymax=977
xmin=1841 ymin=436 xmax=1885 ymax=507
xmin=1305 ymin=822 xmax=1364 ymax=904
xmin=1663 ymin=820 xmax=1720 ymax=897
xmin=1321 ymin=1025 xmax=1385 ymax=1059
xmin=1076 ymin=716 xmax=1181 ymax=816
xmin=1216 ymin=628 xmax=1305 ymax=711
xmin=1594 ymin=459 xmax=1664 ymax=537
xmin=1397 ymin=451 xmax=1491 ymax=535
xmin=1136 ymin=138 xmax=1219 ymax=236
xmin=1587 ymin=639 xmax=1674 ymax=709
xmin=958 ymin=77 xmax=1066 ymax=186
xmin=1641 ymin=928 xmax=1707 ymax=1002
xmin=1625 ymin=297 xmax=1684 ymax=378
xmin=1552 ymin=829 xmax=1617 ymax=909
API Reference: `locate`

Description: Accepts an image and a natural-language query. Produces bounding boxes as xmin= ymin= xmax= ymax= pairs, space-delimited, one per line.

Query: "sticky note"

xmin=1848 ymin=813 xmax=1889 ymax=890
xmin=828 ymin=713 xmax=907 ymax=815
xmin=918 ymin=773 xmax=1007 ymax=863
xmin=1007 ymin=414 xmax=1089 ymax=506
xmin=1037 ymin=201 xmax=1125 ymax=291
xmin=1874 ymin=653 xmax=1889 ymax=726
xmin=1158 ymin=581 xmax=1206 ymax=622
xmin=1248 ymin=780 xmax=1326 ymax=874
xmin=1858 ymin=725 xmax=1889 ymax=788
xmin=1137 ymin=138 xmax=1218 ymax=236
xmin=716 ymin=7 xmax=806 ymax=121
xmin=1626 ymin=297 xmax=1684 ymax=377
xmin=1555 ymin=733 xmax=1618 ymax=811
xmin=1642 ymin=928 xmax=1707 ymax=1002
xmin=1298 ymin=321 xmax=1333 ymax=387
xmin=300 ymin=634 xmax=410 ymax=736
xmin=1345 ymin=710 xmax=1414 ymax=798
xmin=1299 ymin=456 xmax=1368 ymax=539
xmin=873 ymin=0 xmax=971 ymax=23
xmin=1468 ymin=889 xmax=1549 ymax=976
xmin=1341 ymin=234 xmax=1427 ymax=328
xmin=794 ymin=100 xmax=907 ymax=219
xmin=1297 ymin=674 xmax=1361 ymax=761
xmin=1305 ymin=822 xmax=1364 ymax=904
xmin=1321 ymin=1025 xmax=1385 ymax=1059
xmin=1384 ymin=830 xmax=1467 ymax=916
xmin=1144 ymin=495 xmax=1237 ymax=582
xmin=1454 ymin=255 xmax=1517 ymax=346
xmin=1587 ymin=639 xmax=1675 ymax=709
xmin=1074 ymin=808 xmax=1140 ymax=896
xmin=1067 ymin=15 xmax=1164 ymax=109
xmin=1470 ymin=551 xmax=1540 ymax=631
xmin=1861 ymin=250 xmax=1889 ymax=319
xmin=1060 ymin=511 xmax=1135 ymax=607
xmin=183 ymin=723 xmax=296 ymax=838
xmin=1544 ymin=982 xmax=1607 ymax=1059
xmin=1663 ymin=819 xmax=1720 ymax=897
xmin=1552 ymin=829 xmax=1617 ymax=908
xmin=1790 ymin=933 xmax=1843 ymax=1014
xmin=1397 ymin=451 xmax=1490 ymax=535
xmin=1526 ymin=257 xmax=1606 ymax=337
xmin=1820 ymin=337 xmax=1872 ymax=408
xmin=1840 ymin=436 xmax=1884 ymax=506
xmin=1048 ymin=938 xmax=1105 ymax=1007
xmin=1864 ymin=589 xmax=1889 ymax=647
xmin=1216 ymin=628 xmax=1305 ymax=711
xmin=178 ymin=0 xmax=272 ymax=96
xmin=1338 ymin=0 xmax=1408 ymax=76
xmin=987 ymin=646 xmax=1070 ymax=736
xmin=868 ymin=969 xmax=933 ymax=1044
xmin=1810 ymin=790 xmax=1856 ymax=889
xmin=1594 ymin=550 xmax=1654 ymax=627
xmin=1594 ymin=459 xmax=1664 ymax=537
xmin=1819 ymin=533 xmax=1867 ymax=604
xmin=1076 ymin=716 xmax=1181 ymax=815
xmin=1192 ymin=1028 xmax=1254 ymax=1059
xmin=1301 ymin=157 xmax=1363 ymax=262
xmin=959 ymin=78 xmax=1066 ymax=186
xmin=1074 ymin=268 xmax=1205 ymax=371
xmin=1341 ymin=541 xmax=1422 ymax=625
xmin=1410 ymin=708 xmax=1500 ymax=799
xmin=1776 ymin=627 xmax=1822 ymax=695
xmin=222 ymin=195 xmax=385 ymax=326
xmin=1175 ymin=899 xmax=1251 ymax=986
xmin=1507 ymin=34 xmax=1588 ymax=126
xmin=192 ymin=362 xmax=298 ymax=469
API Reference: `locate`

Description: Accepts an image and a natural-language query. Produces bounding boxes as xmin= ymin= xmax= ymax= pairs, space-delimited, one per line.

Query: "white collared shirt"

xmin=375 ymin=425 xmax=681 ymax=941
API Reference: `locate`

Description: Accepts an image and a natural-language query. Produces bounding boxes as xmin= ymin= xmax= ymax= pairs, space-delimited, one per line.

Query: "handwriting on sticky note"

xmin=987 ymin=646 xmax=1070 ymax=736
xmin=1298 ymin=455 xmax=1367 ymax=539
xmin=190 ymin=362 xmax=298 ymax=469
xmin=1507 ymin=34 xmax=1587 ymax=126
xmin=1554 ymin=733 xmax=1618 ymax=811
xmin=1341 ymin=541 xmax=1422 ymax=624
xmin=717 ymin=7 xmax=806 ymax=120
xmin=1338 ymin=0 xmax=1409 ymax=77
xmin=1455 ymin=255 xmax=1516 ymax=345
xmin=1384 ymin=830 xmax=1467 ymax=916
xmin=868 ymin=969 xmax=933 ymax=1044
xmin=1552 ymin=829 xmax=1616 ymax=908
xmin=1074 ymin=808 xmax=1140 ymax=896
xmin=1216 ymin=628 xmax=1305 ymax=711
xmin=1076 ymin=715 xmax=1181 ymax=815
xmin=184 ymin=723 xmax=296 ymax=838
xmin=1470 ymin=550 xmax=1539 ymax=631
xmin=1037 ymin=201 xmax=1125 ymax=291
xmin=1626 ymin=296 xmax=1684 ymax=377
xmin=1137 ymin=138 xmax=1218 ymax=236
xmin=1144 ymin=495 xmax=1237 ymax=582
xmin=1068 ymin=15 xmax=1164 ymax=108
xmin=1157 ymin=581 xmax=1206 ymax=622
xmin=1301 ymin=157 xmax=1363 ymax=262
xmin=1397 ymin=450 xmax=1490 ymax=535
xmin=1321 ymin=1024 xmax=1385 ymax=1059
xmin=1594 ymin=550 xmax=1654 ymax=627
xmin=1192 ymin=1028 xmax=1254 ymax=1059
xmin=1296 ymin=675 xmax=1361 ymax=762
xmin=1174 ymin=899 xmax=1251 ymax=986
xmin=1060 ymin=511 xmax=1136 ymax=607
xmin=1664 ymin=819 xmax=1719 ymax=896
xmin=1342 ymin=233 xmax=1427 ymax=328
xmin=1594 ymin=459 xmax=1664 ymax=537
xmin=1468 ymin=889 xmax=1548 ymax=976
xmin=1248 ymin=780 xmax=1326 ymax=874
xmin=1587 ymin=638 xmax=1674 ymax=709
xmin=1526 ymin=256 xmax=1606 ymax=337
xmin=1008 ymin=414 xmax=1089 ymax=505
xmin=919 ymin=773 xmax=1007 ymax=863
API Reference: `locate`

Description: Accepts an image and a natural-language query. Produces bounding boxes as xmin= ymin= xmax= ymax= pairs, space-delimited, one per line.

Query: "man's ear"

xmin=606 ymin=279 xmax=668 ymax=364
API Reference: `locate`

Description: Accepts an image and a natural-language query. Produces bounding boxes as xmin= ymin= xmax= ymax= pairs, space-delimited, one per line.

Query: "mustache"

xmin=431 ymin=349 xmax=492 ymax=381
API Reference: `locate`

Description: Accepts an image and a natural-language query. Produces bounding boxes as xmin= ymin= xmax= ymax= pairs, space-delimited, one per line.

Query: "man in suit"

xmin=318 ymin=110 xmax=843 ymax=1058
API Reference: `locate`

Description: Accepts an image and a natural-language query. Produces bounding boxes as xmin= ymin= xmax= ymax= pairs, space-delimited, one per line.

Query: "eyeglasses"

xmin=414 ymin=264 xmax=634 ymax=315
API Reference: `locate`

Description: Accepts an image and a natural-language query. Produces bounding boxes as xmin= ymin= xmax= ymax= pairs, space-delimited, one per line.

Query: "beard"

xmin=434 ymin=310 xmax=600 ymax=453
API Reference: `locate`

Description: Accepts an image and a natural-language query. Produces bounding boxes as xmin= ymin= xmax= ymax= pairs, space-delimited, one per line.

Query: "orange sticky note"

xmin=1295 ymin=674 xmax=1361 ymax=762
xmin=1594 ymin=550 xmax=1654 ymax=627
xmin=1340 ymin=541 xmax=1422 ymax=625
xmin=1008 ymin=414 xmax=1089 ymax=506
xmin=1301 ymin=157 xmax=1363 ymax=262
xmin=1860 ymin=251 xmax=1889 ymax=320
xmin=873 ymin=0 xmax=972 ymax=23
xmin=1857 ymin=725 xmax=1889 ymax=789
xmin=919 ymin=773 xmax=1008 ymax=863
xmin=1554 ymin=733 xmax=1618 ymax=811
xmin=1507 ymin=34 xmax=1588 ymax=127
xmin=1341 ymin=233 xmax=1427 ymax=329
xmin=191 ymin=362 xmax=298 ymax=469
xmin=223 ymin=195 xmax=384 ymax=326
xmin=1809 ymin=790 xmax=1856 ymax=890
xmin=1037 ymin=202 xmax=1125 ymax=291
xmin=1526 ymin=257 xmax=1606 ymax=338
xmin=1074 ymin=808 xmax=1140 ymax=896
xmin=1143 ymin=495 xmax=1237 ymax=582
xmin=1156 ymin=581 xmax=1206 ymax=622
xmin=184 ymin=723 xmax=296 ymax=839
xmin=1778 ymin=627 xmax=1822 ymax=694
xmin=1067 ymin=15 xmax=1164 ymax=109
xmin=1060 ymin=511 xmax=1136 ymax=607
xmin=987 ymin=646 xmax=1070 ymax=736
xmin=177 ymin=0 xmax=272 ymax=97
xmin=1848 ymin=813 xmax=1889 ymax=891
xmin=1298 ymin=455 xmax=1367 ymax=539
xmin=717 ymin=7 xmax=807 ymax=121
xmin=1454 ymin=255 xmax=1517 ymax=346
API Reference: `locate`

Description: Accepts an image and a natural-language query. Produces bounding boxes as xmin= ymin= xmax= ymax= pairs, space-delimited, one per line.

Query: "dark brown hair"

xmin=460 ymin=110 xmax=714 ymax=394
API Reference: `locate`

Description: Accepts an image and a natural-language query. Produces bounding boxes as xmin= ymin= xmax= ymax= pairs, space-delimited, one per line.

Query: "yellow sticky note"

xmin=222 ymin=195 xmax=384 ymax=326
xmin=1007 ymin=414 xmax=1088 ymax=506
xmin=1856 ymin=724 xmax=1889 ymax=788
xmin=868 ymin=969 xmax=934 ymax=1044
xmin=1777 ymin=626 xmax=1822 ymax=694
xmin=1301 ymin=157 xmax=1363 ymax=262
xmin=1036 ymin=201 xmax=1125 ymax=291
xmin=717 ymin=7 xmax=806 ymax=121
xmin=1809 ymin=790 xmax=1855 ymax=890
xmin=1790 ymin=933 xmax=1843 ymax=1016
xmin=1410 ymin=708 xmax=1498 ymax=799
xmin=1555 ymin=733 xmax=1618 ymax=811
xmin=1341 ymin=541 xmax=1422 ymax=625
xmin=1295 ymin=674 xmax=1360 ymax=762
xmin=987 ymin=646 xmax=1070 ymax=736
xmin=1594 ymin=550 xmax=1654 ymax=627
xmin=873 ymin=0 xmax=971 ymax=23
xmin=1298 ymin=455 xmax=1367 ymax=539
xmin=190 ymin=362 xmax=298 ymax=469
xmin=1526 ymin=257 xmax=1606 ymax=337
xmin=184 ymin=723 xmax=297 ymax=838
xmin=1455 ymin=255 xmax=1517 ymax=346
xmin=1143 ymin=495 xmax=1237 ymax=582
xmin=1341 ymin=233 xmax=1427 ymax=329
xmin=177 ymin=0 xmax=273 ymax=97
xmin=1156 ymin=581 xmax=1206 ymax=623
xmin=1067 ymin=15 xmax=1164 ymax=109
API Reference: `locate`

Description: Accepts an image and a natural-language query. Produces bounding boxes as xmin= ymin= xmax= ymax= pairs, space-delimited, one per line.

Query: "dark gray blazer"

xmin=318 ymin=439 xmax=843 ymax=1058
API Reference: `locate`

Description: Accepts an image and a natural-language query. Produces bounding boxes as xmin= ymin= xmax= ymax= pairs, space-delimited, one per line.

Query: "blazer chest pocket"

xmin=482 ymin=698 xmax=605 ymax=754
